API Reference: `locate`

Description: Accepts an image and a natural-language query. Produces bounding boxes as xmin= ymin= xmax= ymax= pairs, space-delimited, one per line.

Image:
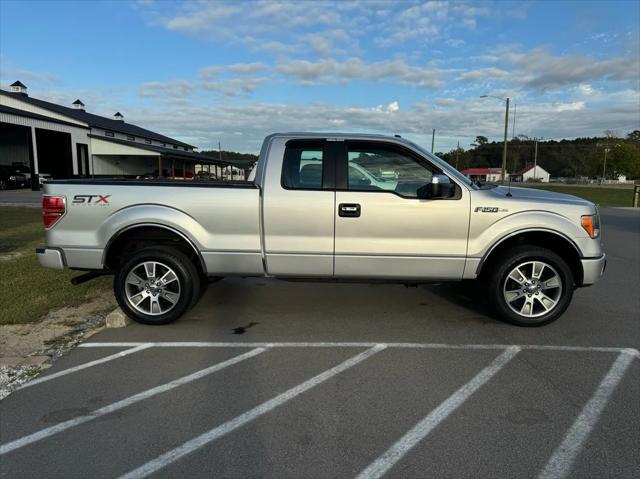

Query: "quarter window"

xmin=282 ymin=143 xmax=324 ymax=190
xmin=346 ymin=144 xmax=434 ymax=198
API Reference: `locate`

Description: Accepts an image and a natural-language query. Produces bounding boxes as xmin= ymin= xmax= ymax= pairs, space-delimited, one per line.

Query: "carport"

xmin=88 ymin=135 xmax=232 ymax=178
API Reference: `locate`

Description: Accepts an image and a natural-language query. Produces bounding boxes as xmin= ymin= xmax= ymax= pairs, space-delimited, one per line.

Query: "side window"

xmin=346 ymin=144 xmax=434 ymax=198
xmin=282 ymin=142 xmax=324 ymax=190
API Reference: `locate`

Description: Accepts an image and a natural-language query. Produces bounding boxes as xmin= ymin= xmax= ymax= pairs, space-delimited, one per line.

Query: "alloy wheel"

xmin=124 ymin=261 xmax=181 ymax=316
xmin=502 ymin=260 xmax=563 ymax=318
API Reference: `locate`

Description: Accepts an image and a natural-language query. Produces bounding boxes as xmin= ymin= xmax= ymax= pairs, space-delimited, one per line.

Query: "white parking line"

xmin=79 ymin=342 xmax=640 ymax=357
xmin=538 ymin=350 xmax=636 ymax=479
xmin=0 ymin=348 xmax=266 ymax=456
xmin=19 ymin=344 xmax=154 ymax=389
xmin=118 ymin=344 xmax=387 ymax=479
xmin=355 ymin=346 xmax=521 ymax=479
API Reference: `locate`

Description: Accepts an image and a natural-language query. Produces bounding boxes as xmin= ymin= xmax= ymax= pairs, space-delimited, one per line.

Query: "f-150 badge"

xmin=474 ymin=206 xmax=508 ymax=213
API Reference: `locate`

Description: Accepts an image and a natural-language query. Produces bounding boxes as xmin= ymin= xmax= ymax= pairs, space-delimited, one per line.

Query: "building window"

xmin=162 ymin=143 xmax=166 ymax=147
xmin=105 ymin=130 xmax=114 ymax=137
xmin=173 ymin=145 xmax=178 ymax=149
xmin=145 ymin=139 xmax=151 ymax=144
xmin=127 ymin=135 xmax=135 ymax=141
xmin=184 ymin=146 xmax=188 ymax=151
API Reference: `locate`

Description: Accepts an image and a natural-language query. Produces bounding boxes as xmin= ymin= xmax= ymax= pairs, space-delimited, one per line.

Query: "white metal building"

xmin=0 ymin=81 xmax=228 ymax=189
xmin=510 ymin=165 xmax=551 ymax=183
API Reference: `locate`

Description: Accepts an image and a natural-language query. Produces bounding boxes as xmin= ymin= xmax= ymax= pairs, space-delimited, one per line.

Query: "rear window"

xmin=282 ymin=142 xmax=325 ymax=190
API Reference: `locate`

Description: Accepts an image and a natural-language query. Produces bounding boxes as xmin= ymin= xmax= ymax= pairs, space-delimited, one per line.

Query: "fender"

xmin=98 ymin=204 xmax=208 ymax=271
xmin=467 ymin=210 xmax=589 ymax=260
xmin=475 ymin=227 xmax=582 ymax=274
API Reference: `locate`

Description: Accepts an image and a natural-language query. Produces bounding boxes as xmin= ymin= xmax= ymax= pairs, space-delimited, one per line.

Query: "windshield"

xmin=406 ymin=140 xmax=477 ymax=189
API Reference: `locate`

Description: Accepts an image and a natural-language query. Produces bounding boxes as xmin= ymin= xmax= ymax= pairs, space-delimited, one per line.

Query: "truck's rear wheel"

xmin=114 ymin=247 xmax=200 ymax=325
xmin=487 ymin=245 xmax=574 ymax=326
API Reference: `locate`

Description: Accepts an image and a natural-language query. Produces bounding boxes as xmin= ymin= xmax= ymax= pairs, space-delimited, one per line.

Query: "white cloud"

xmin=276 ymin=58 xmax=444 ymax=88
xmin=500 ymin=47 xmax=640 ymax=89
xmin=435 ymin=97 xmax=457 ymax=106
xmin=554 ymin=101 xmax=586 ymax=112
xmin=227 ymin=62 xmax=268 ymax=74
xmin=124 ymin=87 xmax=640 ymax=154
xmin=457 ymin=67 xmax=510 ymax=81
xmin=198 ymin=66 xmax=221 ymax=80
xmin=139 ymin=80 xmax=194 ymax=98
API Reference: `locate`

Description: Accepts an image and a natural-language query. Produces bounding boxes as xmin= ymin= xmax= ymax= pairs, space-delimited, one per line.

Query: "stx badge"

xmin=72 ymin=194 xmax=111 ymax=205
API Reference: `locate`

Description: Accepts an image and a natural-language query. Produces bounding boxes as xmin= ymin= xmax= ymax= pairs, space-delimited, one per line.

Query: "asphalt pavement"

xmin=0 ymin=208 xmax=638 ymax=478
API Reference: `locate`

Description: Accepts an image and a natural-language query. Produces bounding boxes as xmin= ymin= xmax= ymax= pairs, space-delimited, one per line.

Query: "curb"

xmin=105 ymin=308 xmax=132 ymax=328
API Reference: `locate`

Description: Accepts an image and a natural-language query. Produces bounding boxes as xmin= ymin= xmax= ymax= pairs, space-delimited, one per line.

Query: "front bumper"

xmin=580 ymin=254 xmax=606 ymax=286
xmin=36 ymin=247 xmax=65 ymax=270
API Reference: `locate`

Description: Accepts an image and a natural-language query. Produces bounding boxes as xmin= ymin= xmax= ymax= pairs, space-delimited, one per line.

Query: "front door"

xmin=334 ymin=140 xmax=471 ymax=280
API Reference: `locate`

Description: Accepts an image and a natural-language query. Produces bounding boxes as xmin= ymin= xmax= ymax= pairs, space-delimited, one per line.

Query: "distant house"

xmin=510 ymin=164 xmax=550 ymax=183
xmin=461 ymin=167 xmax=502 ymax=183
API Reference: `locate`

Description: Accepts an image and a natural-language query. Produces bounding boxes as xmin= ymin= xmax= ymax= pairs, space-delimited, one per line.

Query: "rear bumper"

xmin=36 ymin=247 xmax=65 ymax=270
xmin=580 ymin=254 xmax=606 ymax=286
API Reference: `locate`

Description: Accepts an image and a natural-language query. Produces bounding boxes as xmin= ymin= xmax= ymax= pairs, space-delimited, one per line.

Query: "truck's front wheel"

xmin=114 ymin=247 xmax=200 ymax=325
xmin=487 ymin=245 xmax=574 ymax=326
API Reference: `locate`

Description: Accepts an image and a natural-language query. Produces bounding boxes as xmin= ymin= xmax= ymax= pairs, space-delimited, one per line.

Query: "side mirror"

xmin=430 ymin=174 xmax=450 ymax=198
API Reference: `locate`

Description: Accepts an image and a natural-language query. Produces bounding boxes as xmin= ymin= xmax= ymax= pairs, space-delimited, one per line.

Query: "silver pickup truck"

xmin=37 ymin=133 xmax=606 ymax=326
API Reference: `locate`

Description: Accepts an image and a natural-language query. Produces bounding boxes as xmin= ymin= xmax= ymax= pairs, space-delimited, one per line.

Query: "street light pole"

xmin=501 ymin=97 xmax=510 ymax=183
xmin=431 ymin=128 xmax=435 ymax=152
xmin=480 ymin=95 xmax=510 ymax=183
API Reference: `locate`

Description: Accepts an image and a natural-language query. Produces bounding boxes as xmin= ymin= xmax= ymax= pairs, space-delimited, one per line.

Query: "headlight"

xmin=9 ymin=175 xmax=16 ymax=181
xmin=581 ymin=214 xmax=600 ymax=238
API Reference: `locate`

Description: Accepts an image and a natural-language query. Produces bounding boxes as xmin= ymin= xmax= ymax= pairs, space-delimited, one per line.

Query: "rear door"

xmin=334 ymin=140 xmax=471 ymax=280
xmin=262 ymin=138 xmax=338 ymax=276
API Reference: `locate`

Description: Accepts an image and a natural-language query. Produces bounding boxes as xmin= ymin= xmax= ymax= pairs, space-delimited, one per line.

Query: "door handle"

xmin=339 ymin=203 xmax=361 ymax=217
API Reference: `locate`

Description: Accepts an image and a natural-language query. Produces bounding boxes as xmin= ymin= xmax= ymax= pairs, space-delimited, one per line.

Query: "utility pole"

xmin=479 ymin=95 xmax=510 ymax=183
xmin=431 ymin=128 xmax=435 ymax=153
xmin=512 ymin=103 xmax=517 ymax=139
xmin=455 ymin=141 xmax=460 ymax=169
xmin=533 ymin=139 xmax=538 ymax=182
xmin=602 ymin=147 xmax=609 ymax=182
xmin=501 ymin=97 xmax=510 ymax=183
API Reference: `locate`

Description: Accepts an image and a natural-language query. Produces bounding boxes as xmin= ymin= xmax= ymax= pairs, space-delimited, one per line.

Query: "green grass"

xmin=0 ymin=207 xmax=111 ymax=325
xmin=517 ymin=184 xmax=635 ymax=207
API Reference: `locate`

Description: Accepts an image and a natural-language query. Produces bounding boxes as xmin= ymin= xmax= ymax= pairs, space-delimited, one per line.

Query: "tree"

xmin=627 ymin=130 xmax=640 ymax=142
xmin=472 ymin=136 xmax=488 ymax=147
xmin=607 ymin=143 xmax=640 ymax=179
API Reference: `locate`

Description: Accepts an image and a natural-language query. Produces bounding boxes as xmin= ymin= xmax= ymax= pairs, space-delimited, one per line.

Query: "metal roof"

xmin=0 ymin=89 xmax=195 ymax=149
xmin=88 ymin=134 xmax=230 ymax=165
xmin=0 ymin=104 xmax=90 ymax=129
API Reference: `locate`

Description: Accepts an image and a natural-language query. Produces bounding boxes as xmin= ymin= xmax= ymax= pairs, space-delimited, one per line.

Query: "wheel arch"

xmin=477 ymin=229 xmax=583 ymax=285
xmin=103 ymin=223 xmax=206 ymax=274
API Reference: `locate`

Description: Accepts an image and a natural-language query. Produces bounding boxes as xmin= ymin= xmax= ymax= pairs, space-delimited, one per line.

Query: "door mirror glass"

xmin=418 ymin=174 xmax=453 ymax=199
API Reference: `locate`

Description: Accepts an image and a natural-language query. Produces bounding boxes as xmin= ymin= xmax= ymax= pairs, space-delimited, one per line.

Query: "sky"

xmin=1 ymin=0 xmax=639 ymax=153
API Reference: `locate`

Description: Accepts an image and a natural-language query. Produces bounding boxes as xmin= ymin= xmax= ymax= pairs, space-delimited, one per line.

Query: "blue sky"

xmin=1 ymin=0 xmax=638 ymax=153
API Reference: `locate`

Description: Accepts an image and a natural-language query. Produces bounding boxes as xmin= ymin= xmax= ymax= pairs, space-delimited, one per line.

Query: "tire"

xmin=486 ymin=245 xmax=574 ymax=326
xmin=114 ymin=247 xmax=201 ymax=325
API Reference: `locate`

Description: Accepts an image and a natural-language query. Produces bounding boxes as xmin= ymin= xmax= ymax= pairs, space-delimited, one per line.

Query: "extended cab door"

xmin=261 ymin=138 xmax=337 ymax=276
xmin=334 ymin=140 xmax=471 ymax=280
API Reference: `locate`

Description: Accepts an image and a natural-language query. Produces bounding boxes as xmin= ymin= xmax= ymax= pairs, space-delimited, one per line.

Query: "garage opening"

xmin=36 ymin=129 xmax=73 ymax=179
xmin=0 ymin=122 xmax=30 ymax=169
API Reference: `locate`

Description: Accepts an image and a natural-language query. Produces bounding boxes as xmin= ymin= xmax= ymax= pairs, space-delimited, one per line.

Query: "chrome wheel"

xmin=125 ymin=261 xmax=181 ymax=316
xmin=503 ymin=261 xmax=562 ymax=318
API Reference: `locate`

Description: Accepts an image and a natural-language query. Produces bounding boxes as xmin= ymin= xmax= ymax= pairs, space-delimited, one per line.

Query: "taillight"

xmin=42 ymin=195 xmax=65 ymax=229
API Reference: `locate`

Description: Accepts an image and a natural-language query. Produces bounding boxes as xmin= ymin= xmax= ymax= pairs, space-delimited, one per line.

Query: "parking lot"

xmin=1 ymin=208 xmax=638 ymax=478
